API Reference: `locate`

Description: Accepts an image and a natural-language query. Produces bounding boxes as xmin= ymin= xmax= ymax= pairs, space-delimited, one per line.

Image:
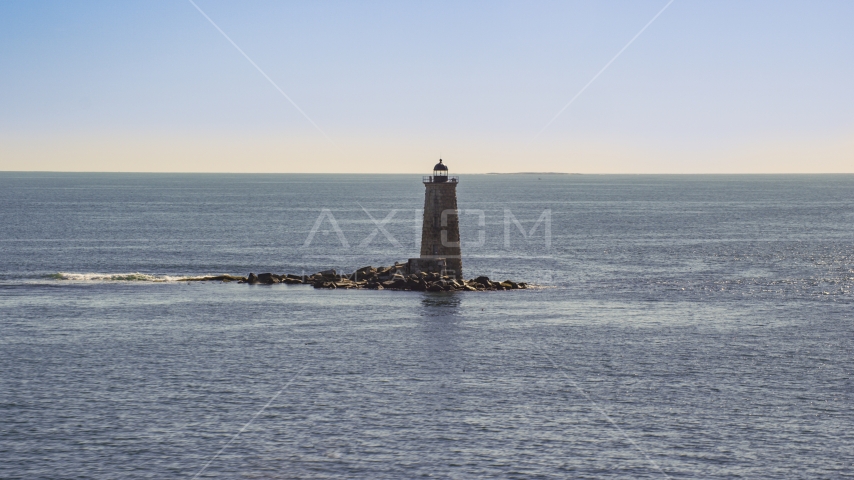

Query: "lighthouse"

xmin=417 ymin=159 xmax=462 ymax=279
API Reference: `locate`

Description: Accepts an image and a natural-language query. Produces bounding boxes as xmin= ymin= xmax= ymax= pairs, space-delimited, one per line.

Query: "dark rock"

xmin=392 ymin=279 xmax=407 ymax=289
xmin=239 ymin=263 xmax=526 ymax=292
xmin=355 ymin=266 xmax=375 ymax=279
xmin=257 ymin=273 xmax=280 ymax=285
xmin=186 ymin=274 xmax=245 ymax=282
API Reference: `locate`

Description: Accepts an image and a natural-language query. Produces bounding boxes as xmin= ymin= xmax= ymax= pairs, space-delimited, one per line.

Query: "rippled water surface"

xmin=1 ymin=173 xmax=853 ymax=478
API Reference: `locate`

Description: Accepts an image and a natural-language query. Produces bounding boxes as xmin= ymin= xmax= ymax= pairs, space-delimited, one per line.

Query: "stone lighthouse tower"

xmin=419 ymin=159 xmax=462 ymax=279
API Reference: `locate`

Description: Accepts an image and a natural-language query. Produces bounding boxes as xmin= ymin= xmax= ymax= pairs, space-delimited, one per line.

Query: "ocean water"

xmin=1 ymin=172 xmax=852 ymax=478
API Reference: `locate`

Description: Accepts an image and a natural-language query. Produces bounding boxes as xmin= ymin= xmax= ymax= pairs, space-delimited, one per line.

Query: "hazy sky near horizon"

xmin=1 ymin=0 xmax=852 ymax=173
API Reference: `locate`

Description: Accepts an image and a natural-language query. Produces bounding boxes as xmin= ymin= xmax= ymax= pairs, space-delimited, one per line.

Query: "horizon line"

xmin=3 ymin=170 xmax=854 ymax=176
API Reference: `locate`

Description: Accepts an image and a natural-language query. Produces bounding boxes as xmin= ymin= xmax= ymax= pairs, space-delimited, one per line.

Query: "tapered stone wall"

xmin=420 ymin=182 xmax=462 ymax=279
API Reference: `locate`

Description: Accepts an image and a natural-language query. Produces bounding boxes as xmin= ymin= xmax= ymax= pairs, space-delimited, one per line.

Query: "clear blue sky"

xmin=1 ymin=1 xmax=852 ymax=173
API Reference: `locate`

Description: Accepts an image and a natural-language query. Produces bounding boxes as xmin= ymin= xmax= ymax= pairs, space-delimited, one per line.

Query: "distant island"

xmin=485 ymin=172 xmax=579 ymax=175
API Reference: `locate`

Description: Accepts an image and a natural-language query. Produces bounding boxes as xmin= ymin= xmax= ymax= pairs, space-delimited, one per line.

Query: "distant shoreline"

xmin=485 ymin=172 xmax=579 ymax=175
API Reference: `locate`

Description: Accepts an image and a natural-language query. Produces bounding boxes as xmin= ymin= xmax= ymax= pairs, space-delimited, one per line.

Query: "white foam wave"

xmin=51 ymin=272 xmax=212 ymax=282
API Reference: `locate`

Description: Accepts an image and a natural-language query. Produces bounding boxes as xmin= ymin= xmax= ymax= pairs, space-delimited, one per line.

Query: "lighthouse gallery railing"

xmin=422 ymin=175 xmax=459 ymax=183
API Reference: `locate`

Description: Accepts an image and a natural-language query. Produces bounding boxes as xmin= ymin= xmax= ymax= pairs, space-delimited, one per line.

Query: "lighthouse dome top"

xmin=423 ymin=159 xmax=458 ymax=184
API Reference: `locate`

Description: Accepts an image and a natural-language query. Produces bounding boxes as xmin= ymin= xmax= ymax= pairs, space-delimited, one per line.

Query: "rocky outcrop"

xmin=256 ymin=273 xmax=280 ymax=285
xmin=181 ymin=274 xmax=246 ymax=282
xmin=234 ymin=263 xmax=528 ymax=292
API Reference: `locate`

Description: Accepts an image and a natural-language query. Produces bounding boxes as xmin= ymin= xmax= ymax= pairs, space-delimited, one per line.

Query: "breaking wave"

xmin=49 ymin=272 xmax=241 ymax=282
